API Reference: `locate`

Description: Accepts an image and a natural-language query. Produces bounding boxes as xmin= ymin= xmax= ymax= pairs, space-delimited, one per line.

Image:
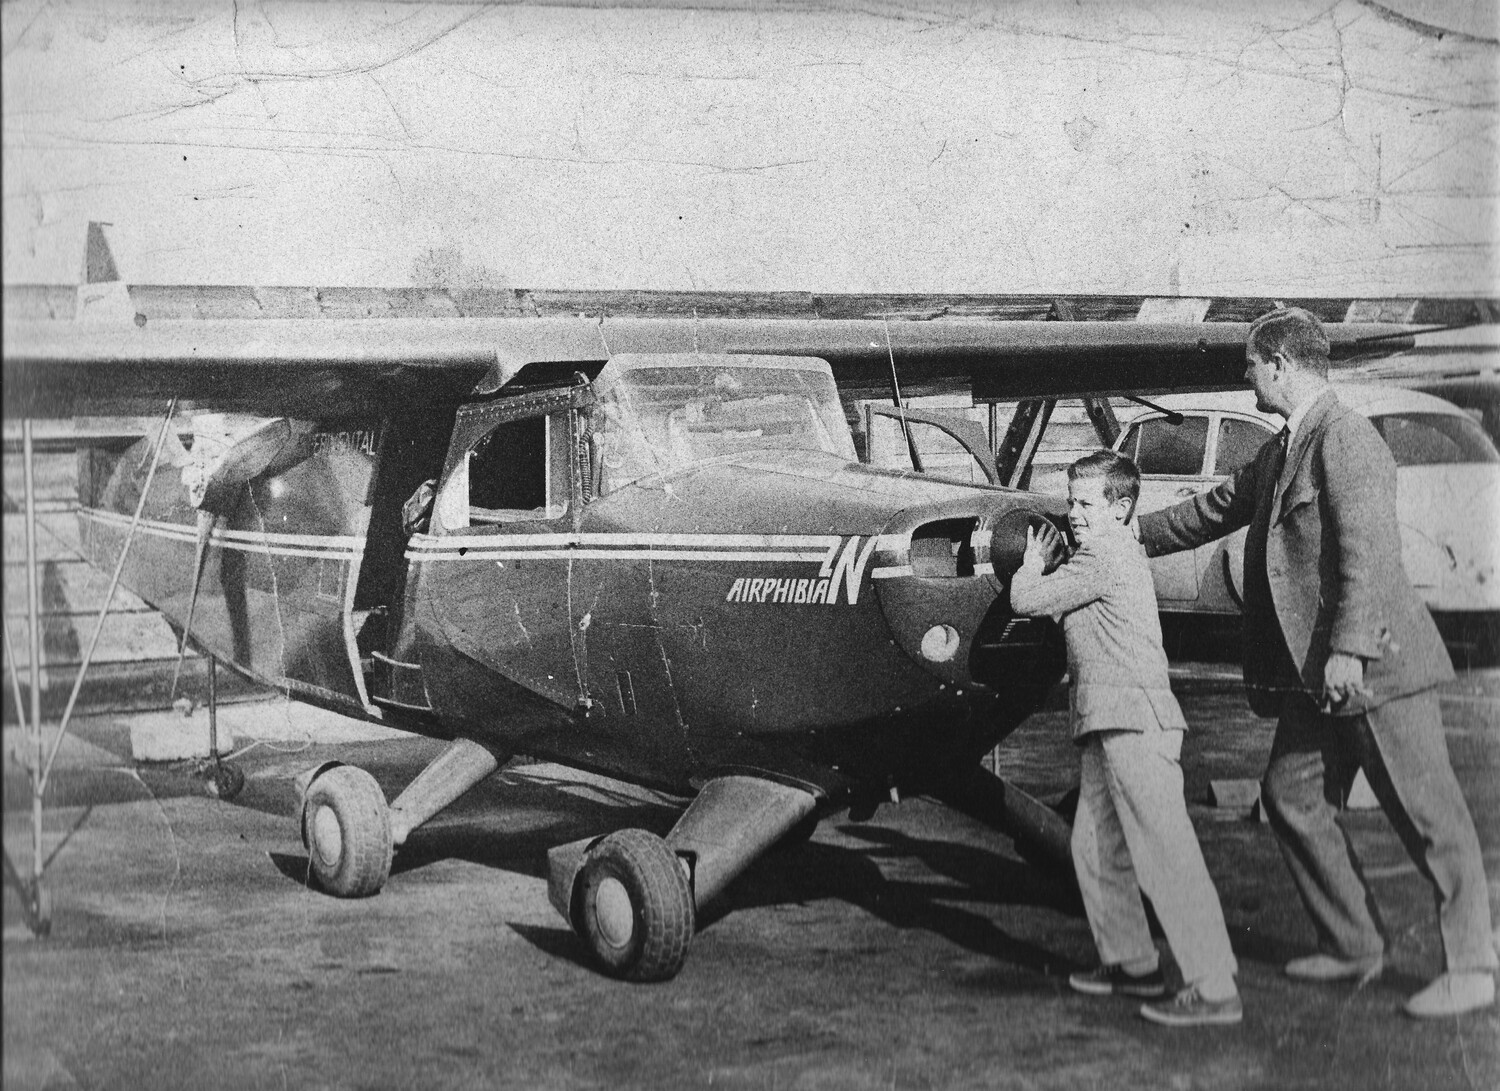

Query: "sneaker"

xmin=1140 ymin=986 xmax=1243 ymax=1027
xmin=1403 ymin=972 xmax=1495 ymax=1019
xmin=1069 ymin=963 xmax=1168 ymax=998
xmin=1284 ymin=953 xmax=1383 ymax=985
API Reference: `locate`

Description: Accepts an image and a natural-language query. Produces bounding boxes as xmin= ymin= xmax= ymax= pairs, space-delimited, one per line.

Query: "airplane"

xmin=4 ymin=224 xmax=1468 ymax=980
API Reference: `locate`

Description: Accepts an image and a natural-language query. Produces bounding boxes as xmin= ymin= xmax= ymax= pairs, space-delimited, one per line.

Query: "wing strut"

xmin=5 ymin=398 xmax=177 ymax=937
xmin=995 ymin=400 xmax=1055 ymax=489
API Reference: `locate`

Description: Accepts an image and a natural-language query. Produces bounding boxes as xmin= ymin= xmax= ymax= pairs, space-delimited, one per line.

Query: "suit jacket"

xmin=1009 ymin=530 xmax=1188 ymax=739
xmin=1136 ymin=388 xmax=1453 ymax=716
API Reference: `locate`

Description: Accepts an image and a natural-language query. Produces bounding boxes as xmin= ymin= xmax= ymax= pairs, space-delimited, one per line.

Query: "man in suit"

xmin=1136 ymin=307 xmax=1496 ymax=1018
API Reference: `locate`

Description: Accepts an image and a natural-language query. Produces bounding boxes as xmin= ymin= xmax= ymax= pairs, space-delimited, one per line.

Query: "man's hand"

xmin=1322 ymin=652 xmax=1372 ymax=709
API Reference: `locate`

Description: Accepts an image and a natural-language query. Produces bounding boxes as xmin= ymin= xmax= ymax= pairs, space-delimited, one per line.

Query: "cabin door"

xmin=409 ymin=387 xmax=590 ymax=721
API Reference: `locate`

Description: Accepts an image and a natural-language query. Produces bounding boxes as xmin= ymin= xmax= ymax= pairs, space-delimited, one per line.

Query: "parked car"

xmin=1113 ymin=384 xmax=1500 ymax=655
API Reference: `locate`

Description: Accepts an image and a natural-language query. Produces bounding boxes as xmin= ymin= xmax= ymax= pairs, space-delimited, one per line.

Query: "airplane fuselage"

xmin=78 ymin=354 xmax=1066 ymax=809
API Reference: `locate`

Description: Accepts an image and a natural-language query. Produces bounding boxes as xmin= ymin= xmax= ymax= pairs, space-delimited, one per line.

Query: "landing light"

xmin=920 ymin=624 xmax=961 ymax=663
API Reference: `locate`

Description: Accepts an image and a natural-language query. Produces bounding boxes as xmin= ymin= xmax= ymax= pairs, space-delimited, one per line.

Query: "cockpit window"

xmin=1368 ymin=412 xmax=1500 ymax=467
xmin=591 ymin=363 xmax=855 ymax=494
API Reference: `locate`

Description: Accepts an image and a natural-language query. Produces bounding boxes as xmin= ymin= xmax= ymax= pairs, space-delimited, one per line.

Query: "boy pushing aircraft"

xmin=1010 ymin=451 xmax=1241 ymax=1027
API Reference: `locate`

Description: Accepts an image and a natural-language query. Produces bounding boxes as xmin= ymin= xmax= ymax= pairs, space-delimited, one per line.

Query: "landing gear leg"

xmin=933 ymin=763 xmax=1077 ymax=889
xmin=387 ymin=738 xmax=504 ymax=846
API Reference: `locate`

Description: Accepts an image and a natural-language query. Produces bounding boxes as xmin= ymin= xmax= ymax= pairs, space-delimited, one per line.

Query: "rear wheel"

xmin=574 ymin=829 xmax=694 ymax=982
xmin=206 ymin=763 xmax=245 ymax=801
xmin=302 ymin=766 xmax=393 ymax=897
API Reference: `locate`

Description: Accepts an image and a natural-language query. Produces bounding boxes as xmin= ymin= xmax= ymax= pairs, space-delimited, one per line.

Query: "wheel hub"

xmin=593 ymin=877 xmax=635 ymax=949
xmin=312 ymin=805 xmax=343 ymax=867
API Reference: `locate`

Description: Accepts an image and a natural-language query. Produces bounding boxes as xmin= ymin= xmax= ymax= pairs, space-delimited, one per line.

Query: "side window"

xmin=434 ymin=412 xmax=573 ymax=531
xmin=1214 ymin=418 xmax=1276 ymax=475
xmin=1369 ymin=413 xmax=1500 ymax=466
xmin=868 ymin=415 xmax=991 ymax=485
xmin=1122 ymin=416 xmax=1209 ymax=476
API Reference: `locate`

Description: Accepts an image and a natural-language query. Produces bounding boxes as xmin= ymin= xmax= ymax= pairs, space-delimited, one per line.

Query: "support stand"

xmin=201 ymin=655 xmax=244 ymax=801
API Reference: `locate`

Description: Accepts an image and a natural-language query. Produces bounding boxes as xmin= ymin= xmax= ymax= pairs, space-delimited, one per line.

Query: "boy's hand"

xmin=1024 ymin=522 xmax=1066 ymax=573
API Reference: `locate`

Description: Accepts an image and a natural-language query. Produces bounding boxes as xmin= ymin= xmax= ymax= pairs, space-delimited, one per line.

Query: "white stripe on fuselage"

xmin=80 ymin=510 xmax=916 ymax=574
xmin=404 ymin=532 xmax=907 ymax=566
xmin=80 ymin=507 xmax=363 ymax=559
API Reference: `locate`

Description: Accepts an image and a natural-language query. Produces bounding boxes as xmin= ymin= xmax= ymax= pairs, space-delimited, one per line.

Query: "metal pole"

xmin=208 ymin=654 xmax=219 ymax=763
xmin=21 ymin=419 xmax=44 ymax=910
xmin=882 ymin=317 xmax=924 ymax=474
xmin=39 ymin=398 xmax=177 ymax=794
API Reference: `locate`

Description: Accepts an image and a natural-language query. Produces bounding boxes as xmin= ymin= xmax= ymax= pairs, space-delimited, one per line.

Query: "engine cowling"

xmin=872 ymin=497 xmax=1068 ymax=689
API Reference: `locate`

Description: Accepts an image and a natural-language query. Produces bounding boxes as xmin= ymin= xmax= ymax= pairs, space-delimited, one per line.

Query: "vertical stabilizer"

xmin=77 ymin=221 xmax=136 ymax=324
xmin=84 ymin=222 xmax=120 ymax=283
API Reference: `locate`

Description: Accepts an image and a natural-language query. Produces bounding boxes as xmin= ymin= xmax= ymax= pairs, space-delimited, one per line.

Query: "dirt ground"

xmin=4 ymin=664 xmax=1498 ymax=1091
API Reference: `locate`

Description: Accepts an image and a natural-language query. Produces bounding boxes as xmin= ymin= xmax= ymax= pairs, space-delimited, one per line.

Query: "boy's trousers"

xmin=1073 ymin=725 xmax=1238 ymax=994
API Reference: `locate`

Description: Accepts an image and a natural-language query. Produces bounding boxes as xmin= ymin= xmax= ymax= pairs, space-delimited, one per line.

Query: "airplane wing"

xmin=2 ymin=310 xmax=1421 ymax=419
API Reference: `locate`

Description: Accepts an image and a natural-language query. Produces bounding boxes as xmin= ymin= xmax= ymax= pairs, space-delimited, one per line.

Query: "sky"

xmin=2 ymin=0 xmax=1496 ymax=295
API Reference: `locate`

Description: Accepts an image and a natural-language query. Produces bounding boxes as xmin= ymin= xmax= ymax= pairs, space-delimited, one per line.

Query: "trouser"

xmin=1073 ymin=725 xmax=1238 ymax=997
xmin=1261 ymin=689 xmax=1498 ymax=973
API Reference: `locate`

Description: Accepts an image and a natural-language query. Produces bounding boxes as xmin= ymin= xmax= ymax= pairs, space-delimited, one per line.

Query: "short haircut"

xmin=1248 ymin=306 xmax=1330 ymax=377
xmin=1068 ymin=449 xmax=1140 ymax=510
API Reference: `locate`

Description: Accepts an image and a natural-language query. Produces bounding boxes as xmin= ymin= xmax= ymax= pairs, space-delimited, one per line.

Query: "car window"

xmin=1120 ymin=415 xmax=1209 ymax=476
xmin=1368 ymin=412 xmax=1500 ymax=466
xmin=1214 ymin=417 xmax=1277 ymax=475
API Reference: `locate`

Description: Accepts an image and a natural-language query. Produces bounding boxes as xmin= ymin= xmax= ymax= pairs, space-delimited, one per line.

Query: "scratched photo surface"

xmin=3 ymin=3 xmax=1498 ymax=1090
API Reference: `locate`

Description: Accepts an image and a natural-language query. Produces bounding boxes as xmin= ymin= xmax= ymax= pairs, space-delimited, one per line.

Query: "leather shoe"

xmin=1404 ymin=972 xmax=1496 ymax=1018
xmin=1284 ymin=953 xmax=1383 ymax=984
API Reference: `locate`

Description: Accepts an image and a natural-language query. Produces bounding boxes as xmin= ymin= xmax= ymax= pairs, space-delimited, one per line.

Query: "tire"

xmin=206 ymin=763 xmax=245 ymax=801
xmin=574 ymin=829 xmax=694 ymax=982
xmin=302 ymin=765 xmax=393 ymax=898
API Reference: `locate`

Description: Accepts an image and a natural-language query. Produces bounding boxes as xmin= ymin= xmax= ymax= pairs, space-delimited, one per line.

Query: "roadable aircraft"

xmin=4 ymin=225 xmax=1468 ymax=980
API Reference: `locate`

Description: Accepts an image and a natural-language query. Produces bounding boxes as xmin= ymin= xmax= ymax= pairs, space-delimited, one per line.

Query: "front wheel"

xmin=302 ymin=765 xmax=393 ymax=898
xmin=574 ymin=829 xmax=694 ymax=982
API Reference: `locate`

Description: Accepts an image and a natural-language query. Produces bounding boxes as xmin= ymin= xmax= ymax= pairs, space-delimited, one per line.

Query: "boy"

xmin=1010 ymin=450 xmax=1241 ymax=1027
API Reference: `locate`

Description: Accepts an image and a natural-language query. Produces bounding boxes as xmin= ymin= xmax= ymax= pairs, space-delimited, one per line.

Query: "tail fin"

xmin=76 ymin=221 xmax=136 ymax=324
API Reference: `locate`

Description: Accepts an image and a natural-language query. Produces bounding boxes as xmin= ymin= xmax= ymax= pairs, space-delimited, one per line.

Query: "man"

xmin=1136 ymin=307 xmax=1496 ymax=1018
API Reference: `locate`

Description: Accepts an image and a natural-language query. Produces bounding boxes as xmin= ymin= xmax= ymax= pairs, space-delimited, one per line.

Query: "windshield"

xmin=1368 ymin=412 xmax=1500 ymax=467
xmin=591 ymin=360 xmax=856 ymax=494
